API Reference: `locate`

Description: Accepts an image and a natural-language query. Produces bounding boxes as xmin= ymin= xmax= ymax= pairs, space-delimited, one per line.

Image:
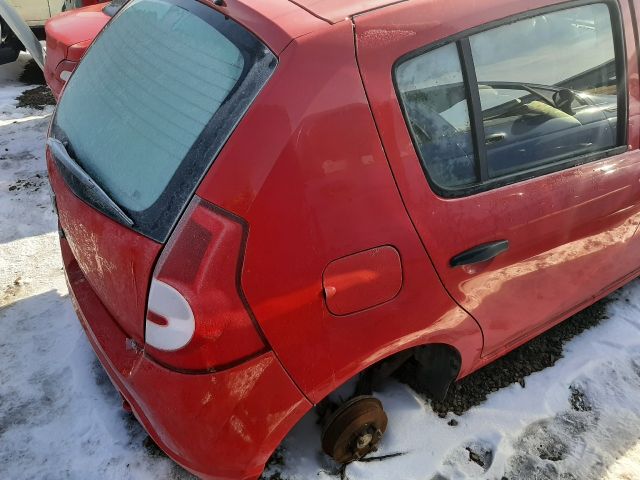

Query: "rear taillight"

xmin=54 ymin=60 xmax=77 ymax=84
xmin=145 ymin=197 xmax=267 ymax=371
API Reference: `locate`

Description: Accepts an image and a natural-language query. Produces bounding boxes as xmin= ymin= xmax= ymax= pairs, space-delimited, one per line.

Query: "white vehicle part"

xmin=7 ymin=0 xmax=50 ymax=26
xmin=0 ymin=0 xmax=44 ymax=69
xmin=145 ymin=279 xmax=195 ymax=351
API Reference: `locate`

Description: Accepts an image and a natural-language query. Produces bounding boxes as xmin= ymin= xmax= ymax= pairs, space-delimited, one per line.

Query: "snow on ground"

xmin=2 ymin=53 xmax=640 ymax=480
xmin=273 ymin=290 xmax=640 ymax=480
xmin=0 ymin=54 xmax=193 ymax=480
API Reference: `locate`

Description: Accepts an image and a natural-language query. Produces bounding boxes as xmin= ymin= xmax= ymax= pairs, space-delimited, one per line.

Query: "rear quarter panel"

xmin=197 ymin=21 xmax=484 ymax=404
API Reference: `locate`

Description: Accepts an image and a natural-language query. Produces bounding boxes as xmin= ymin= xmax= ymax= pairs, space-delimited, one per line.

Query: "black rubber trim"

xmin=450 ymin=240 xmax=509 ymax=267
xmin=458 ymin=38 xmax=487 ymax=182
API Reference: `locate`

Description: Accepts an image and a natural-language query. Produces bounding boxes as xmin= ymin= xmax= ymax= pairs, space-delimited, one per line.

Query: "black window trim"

xmin=392 ymin=0 xmax=629 ymax=198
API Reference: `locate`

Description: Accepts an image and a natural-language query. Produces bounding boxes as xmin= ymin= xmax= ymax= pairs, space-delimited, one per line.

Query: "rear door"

xmin=355 ymin=0 xmax=640 ymax=358
xmin=47 ymin=0 xmax=276 ymax=343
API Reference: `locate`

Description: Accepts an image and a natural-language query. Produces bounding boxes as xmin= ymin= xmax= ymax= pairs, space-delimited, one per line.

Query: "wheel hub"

xmin=356 ymin=432 xmax=373 ymax=449
xmin=321 ymin=395 xmax=388 ymax=464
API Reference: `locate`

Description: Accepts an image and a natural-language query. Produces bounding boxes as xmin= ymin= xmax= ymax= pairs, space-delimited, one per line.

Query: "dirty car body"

xmin=46 ymin=0 xmax=640 ymax=478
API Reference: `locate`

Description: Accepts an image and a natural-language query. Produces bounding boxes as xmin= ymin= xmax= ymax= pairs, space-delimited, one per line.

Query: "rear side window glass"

xmin=52 ymin=0 xmax=276 ymax=241
xmin=395 ymin=2 xmax=624 ymax=195
xmin=470 ymin=3 xmax=618 ymax=178
xmin=396 ymin=43 xmax=476 ymax=187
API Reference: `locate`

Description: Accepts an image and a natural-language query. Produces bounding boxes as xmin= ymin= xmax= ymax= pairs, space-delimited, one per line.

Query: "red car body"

xmin=45 ymin=0 xmax=640 ymax=478
xmin=44 ymin=2 xmax=110 ymax=99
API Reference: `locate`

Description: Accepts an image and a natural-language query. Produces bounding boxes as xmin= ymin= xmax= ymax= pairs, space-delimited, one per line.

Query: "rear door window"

xmin=395 ymin=43 xmax=476 ymax=187
xmin=395 ymin=2 xmax=624 ymax=195
xmin=470 ymin=3 xmax=618 ymax=178
xmin=51 ymin=0 xmax=277 ymax=241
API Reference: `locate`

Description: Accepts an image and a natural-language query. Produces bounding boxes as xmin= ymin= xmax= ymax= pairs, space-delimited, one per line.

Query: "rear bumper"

xmin=60 ymin=237 xmax=311 ymax=480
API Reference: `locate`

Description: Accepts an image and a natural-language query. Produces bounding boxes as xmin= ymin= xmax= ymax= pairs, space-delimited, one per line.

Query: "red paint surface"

xmin=48 ymin=150 xmax=162 ymax=344
xmin=197 ymin=19 xmax=483 ymax=405
xmin=62 ymin=238 xmax=310 ymax=480
xmin=288 ymin=0 xmax=401 ymax=23
xmin=323 ymin=246 xmax=402 ymax=315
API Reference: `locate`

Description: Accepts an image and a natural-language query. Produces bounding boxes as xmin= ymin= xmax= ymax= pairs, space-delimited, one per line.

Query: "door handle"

xmin=450 ymin=240 xmax=509 ymax=267
xmin=485 ymin=133 xmax=506 ymax=145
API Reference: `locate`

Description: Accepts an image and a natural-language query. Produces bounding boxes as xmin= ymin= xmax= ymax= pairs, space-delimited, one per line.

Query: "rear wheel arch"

xmin=351 ymin=342 xmax=463 ymax=401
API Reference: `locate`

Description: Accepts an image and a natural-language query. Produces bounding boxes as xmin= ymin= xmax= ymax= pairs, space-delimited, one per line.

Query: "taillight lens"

xmin=145 ymin=197 xmax=267 ymax=371
xmin=54 ymin=60 xmax=77 ymax=84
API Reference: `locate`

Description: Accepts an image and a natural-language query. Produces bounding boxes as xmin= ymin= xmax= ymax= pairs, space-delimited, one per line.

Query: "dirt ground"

xmin=398 ymin=299 xmax=611 ymax=416
xmin=16 ymin=60 xmax=54 ymax=110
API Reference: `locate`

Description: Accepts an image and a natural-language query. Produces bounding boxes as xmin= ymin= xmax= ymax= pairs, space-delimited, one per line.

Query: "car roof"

xmin=218 ymin=0 xmax=403 ymax=52
xmin=288 ymin=0 xmax=404 ymax=24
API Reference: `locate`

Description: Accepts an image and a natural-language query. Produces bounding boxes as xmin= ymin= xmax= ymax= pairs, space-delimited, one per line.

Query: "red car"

xmin=45 ymin=0 xmax=640 ymax=478
xmin=44 ymin=1 xmax=119 ymax=99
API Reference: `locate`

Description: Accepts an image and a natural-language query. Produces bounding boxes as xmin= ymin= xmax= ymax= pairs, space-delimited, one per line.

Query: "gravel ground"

xmin=16 ymin=85 xmax=56 ymax=110
xmin=398 ymin=298 xmax=611 ymax=416
xmin=15 ymin=59 xmax=55 ymax=110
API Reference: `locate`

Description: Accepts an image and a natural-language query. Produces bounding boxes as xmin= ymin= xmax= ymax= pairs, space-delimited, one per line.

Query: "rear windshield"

xmin=52 ymin=0 xmax=276 ymax=241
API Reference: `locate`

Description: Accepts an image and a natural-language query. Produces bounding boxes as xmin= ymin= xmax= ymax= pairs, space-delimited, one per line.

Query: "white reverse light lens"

xmin=145 ymin=279 xmax=195 ymax=351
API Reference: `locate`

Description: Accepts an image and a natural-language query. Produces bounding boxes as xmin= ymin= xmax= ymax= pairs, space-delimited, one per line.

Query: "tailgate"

xmin=49 ymin=157 xmax=161 ymax=344
xmin=47 ymin=0 xmax=277 ymax=342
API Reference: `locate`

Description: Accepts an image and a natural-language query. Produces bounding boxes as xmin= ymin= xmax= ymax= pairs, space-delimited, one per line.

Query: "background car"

xmin=6 ymin=0 xmax=64 ymax=29
xmin=44 ymin=1 xmax=121 ymax=99
xmin=0 ymin=0 xmax=64 ymax=65
xmin=0 ymin=0 xmax=102 ymax=67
